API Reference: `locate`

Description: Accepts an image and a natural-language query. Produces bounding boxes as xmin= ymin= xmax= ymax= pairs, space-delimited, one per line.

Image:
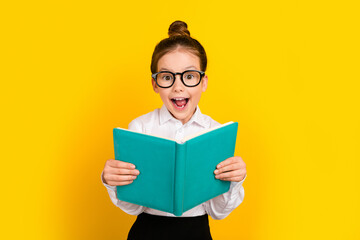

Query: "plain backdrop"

xmin=1 ymin=0 xmax=359 ymax=239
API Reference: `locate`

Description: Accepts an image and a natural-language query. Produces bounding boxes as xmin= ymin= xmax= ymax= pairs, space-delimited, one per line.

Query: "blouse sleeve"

xmin=100 ymin=119 xmax=146 ymax=216
xmin=202 ymin=176 xmax=246 ymax=220
xmin=202 ymin=118 xmax=246 ymax=219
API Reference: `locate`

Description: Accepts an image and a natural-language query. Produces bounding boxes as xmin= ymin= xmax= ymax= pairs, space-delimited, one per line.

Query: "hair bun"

xmin=168 ymin=20 xmax=191 ymax=38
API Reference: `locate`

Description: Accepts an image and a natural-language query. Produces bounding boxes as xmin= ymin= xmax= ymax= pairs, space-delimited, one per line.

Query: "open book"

xmin=113 ymin=121 xmax=238 ymax=216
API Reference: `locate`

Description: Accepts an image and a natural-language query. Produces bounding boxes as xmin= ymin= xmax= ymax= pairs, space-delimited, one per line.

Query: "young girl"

xmin=101 ymin=20 xmax=247 ymax=240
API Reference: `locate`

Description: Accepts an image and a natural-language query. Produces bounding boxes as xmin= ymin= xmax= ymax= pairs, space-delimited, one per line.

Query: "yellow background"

xmin=1 ymin=0 xmax=359 ymax=239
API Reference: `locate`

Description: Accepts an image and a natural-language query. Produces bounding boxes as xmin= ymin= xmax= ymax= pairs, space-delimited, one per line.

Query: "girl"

xmin=101 ymin=20 xmax=247 ymax=240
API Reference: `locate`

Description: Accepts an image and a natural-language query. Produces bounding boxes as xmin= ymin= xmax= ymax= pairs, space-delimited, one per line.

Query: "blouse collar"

xmin=159 ymin=104 xmax=209 ymax=128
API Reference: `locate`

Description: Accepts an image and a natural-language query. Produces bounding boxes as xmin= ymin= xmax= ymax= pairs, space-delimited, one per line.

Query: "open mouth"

xmin=171 ymin=97 xmax=189 ymax=109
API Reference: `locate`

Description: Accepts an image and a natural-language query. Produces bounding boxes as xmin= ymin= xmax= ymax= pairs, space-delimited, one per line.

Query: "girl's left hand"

xmin=214 ymin=156 xmax=246 ymax=182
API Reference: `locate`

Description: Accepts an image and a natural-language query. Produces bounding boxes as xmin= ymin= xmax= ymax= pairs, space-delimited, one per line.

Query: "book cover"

xmin=113 ymin=122 xmax=238 ymax=216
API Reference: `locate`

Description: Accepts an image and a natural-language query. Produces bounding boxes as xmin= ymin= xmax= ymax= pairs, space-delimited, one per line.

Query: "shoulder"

xmin=128 ymin=108 xmax=160 ymax=132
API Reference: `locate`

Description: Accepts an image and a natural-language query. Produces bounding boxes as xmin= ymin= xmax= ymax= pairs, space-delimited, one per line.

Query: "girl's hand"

xmin=214 ymin=156 xmax=246 ymax=182
xmin=102 ymin=159 xmax=140 ymax=186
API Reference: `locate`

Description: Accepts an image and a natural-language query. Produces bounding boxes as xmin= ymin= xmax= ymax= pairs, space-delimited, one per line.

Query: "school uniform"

xmin=101 ymin=105 xmax=246 ymax=239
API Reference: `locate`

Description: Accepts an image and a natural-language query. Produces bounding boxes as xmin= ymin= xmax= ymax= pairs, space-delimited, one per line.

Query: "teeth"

xmin=171 ymin=97 xmax=188 ymax=108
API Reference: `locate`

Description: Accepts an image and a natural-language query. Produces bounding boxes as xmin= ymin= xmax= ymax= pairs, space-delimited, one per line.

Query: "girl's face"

xmin=152 ymin=48 xmax=208 ymax=125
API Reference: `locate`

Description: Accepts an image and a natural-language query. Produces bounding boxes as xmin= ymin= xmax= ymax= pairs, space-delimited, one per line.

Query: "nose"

xmin=172 ymin=74 xmax=185 ymax=92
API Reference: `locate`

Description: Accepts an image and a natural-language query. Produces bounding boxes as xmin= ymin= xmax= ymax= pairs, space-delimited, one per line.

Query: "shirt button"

xmin=179 ymin=128 xmax=183 ymax=133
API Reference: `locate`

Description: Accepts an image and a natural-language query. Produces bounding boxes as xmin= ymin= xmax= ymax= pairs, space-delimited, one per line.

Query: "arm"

xmin=203 ymin=156 xmax=247 ymax=220
xmin=101 ymin=120 xmax=145 ymax=215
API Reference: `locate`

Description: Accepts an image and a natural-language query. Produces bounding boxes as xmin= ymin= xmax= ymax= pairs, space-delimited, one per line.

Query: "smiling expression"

xmin=152 ymin=48 xmax=208 ymax=125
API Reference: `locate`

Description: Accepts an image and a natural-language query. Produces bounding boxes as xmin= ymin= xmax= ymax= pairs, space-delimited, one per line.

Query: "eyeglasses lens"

xmin=156 ymin=71 xmax=201 ymax=87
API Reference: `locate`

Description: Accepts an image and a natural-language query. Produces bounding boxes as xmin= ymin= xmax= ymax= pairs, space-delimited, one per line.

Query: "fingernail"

xmin=132 ymin=176 xmax=137 ymax=179
xmin=214 ymin=170 xmax=219 ymax=174
xmin=215 ymin=175 xmax=219 ymax=179
xmin=217 ymin=164 xmax=221 ymax=168
xmin=131 ymin=165 xmax=136 ymax=169
xmin=135 ymin=170 xmax=140 ymax=175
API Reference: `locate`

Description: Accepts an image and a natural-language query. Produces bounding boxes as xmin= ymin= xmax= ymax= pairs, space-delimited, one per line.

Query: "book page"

xmin=116 ymin=121 xmax=234 ymax=144
xmin=181 ymin=121 xmax=234 ymax=143
xmin=115 ymin=127 xmax=176 ymax=142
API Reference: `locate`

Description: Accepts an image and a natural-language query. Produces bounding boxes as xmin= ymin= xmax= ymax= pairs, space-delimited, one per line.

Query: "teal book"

xmin=113 ymin=121 xmax=238 ymax=216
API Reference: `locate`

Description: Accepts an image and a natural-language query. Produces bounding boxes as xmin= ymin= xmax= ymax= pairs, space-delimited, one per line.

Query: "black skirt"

xmin=127 ymin=212 xmax=213 ymax=240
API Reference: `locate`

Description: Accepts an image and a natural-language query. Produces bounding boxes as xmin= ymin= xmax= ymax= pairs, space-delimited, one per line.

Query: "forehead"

xmin=157 ymin=49 xmax=201 ymax=72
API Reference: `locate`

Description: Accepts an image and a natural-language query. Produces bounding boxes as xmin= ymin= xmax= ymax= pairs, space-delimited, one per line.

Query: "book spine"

xmin=174 ymin=142 xmax=186 ymax=216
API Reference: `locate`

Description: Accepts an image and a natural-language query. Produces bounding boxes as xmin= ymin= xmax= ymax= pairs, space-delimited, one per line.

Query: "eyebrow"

xmin=159 ymin=66 xmax=198 ymax=72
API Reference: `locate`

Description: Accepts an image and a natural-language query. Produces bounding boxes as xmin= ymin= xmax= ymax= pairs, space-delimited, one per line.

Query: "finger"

xmin=106 ymin=174 xmax=138 ymax=182
xmin=214 ymin=162 xmax=242 ymax=174
xmin=106 ymin=180 xmax=134 ymax=186
xmin=221 ymin=175 xmax=245 ymax=182
xmin=215 ymin=169 xmax=242 ymax=179
xmin=217 ymin=157 xmax=238 ymax=168
xmin=108 ymin=168 xmax=140 ymax=176
xmin=108 ymin=159 xmax=135 ymax=169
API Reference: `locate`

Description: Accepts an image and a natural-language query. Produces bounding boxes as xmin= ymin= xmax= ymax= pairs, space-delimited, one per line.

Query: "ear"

xmin=201 ymin=74 xmax=208 ymax=92
xmin=152 ymin=78 xmax=159 ymax=93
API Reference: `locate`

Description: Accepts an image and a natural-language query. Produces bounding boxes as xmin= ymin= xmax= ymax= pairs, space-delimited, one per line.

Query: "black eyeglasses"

xmin=152 ymin=70 xmax=205 ymax=88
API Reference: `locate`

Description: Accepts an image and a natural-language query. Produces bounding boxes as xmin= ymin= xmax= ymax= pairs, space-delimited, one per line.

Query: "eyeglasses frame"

xmin=151 ymin=70 xmax=205 ymax=88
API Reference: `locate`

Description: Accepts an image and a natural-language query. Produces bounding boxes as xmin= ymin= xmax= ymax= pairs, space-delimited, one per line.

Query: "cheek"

xmin=158 ymin=90 xmax=170 ymax=100
xmin=190 ymin=89 xmax=203 ymax=101
xmin=195 ymin=87 xmax=204 ymax=96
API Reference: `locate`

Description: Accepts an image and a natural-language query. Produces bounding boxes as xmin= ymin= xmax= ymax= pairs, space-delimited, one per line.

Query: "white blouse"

xmin=101 ymin=104 xmax=245 ymax=219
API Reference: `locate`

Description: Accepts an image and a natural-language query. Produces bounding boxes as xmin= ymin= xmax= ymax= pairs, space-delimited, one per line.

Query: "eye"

xmin=185 ymin=74 xmax=194 ymax=79
xmin=161 ymin=74 xmax=173 ymax=81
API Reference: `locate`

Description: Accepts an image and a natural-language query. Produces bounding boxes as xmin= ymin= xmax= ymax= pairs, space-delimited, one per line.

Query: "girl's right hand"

xmin=102 ymin=159 xmax=140 ymax=186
